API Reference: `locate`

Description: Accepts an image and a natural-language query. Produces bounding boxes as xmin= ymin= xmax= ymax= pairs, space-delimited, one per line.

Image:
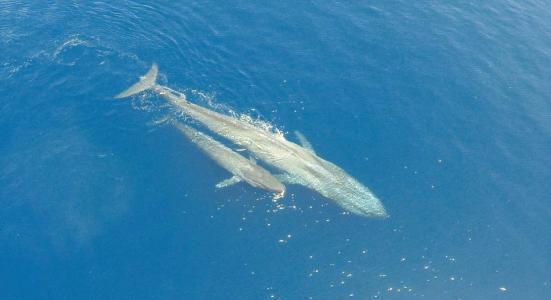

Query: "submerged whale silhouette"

xmin=116 ymin=64 xmax=388 ymax=218
xmin=174 ymin=122 xmax=285 ymax=195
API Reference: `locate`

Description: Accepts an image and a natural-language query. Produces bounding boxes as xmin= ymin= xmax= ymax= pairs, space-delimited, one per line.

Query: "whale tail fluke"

xmin=115 ymin=63 xmax=158 ymax=99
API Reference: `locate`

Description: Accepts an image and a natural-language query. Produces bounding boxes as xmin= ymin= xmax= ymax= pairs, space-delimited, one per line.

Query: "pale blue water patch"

xmin=1 ymin=1 xmax=550 ymax=299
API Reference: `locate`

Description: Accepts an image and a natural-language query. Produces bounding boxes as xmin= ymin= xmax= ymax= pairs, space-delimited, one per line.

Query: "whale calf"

xmin=116 ymin=64 xmax=388 ymax=218
xmin=174 ymin=122 xmax=285 ymax=195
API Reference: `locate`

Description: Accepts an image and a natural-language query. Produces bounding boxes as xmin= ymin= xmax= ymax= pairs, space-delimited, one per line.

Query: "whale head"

xmin=312 ymin=159 xmax=388 ymax=218
xmin=242 ymin=167 xmax=286 ymax=195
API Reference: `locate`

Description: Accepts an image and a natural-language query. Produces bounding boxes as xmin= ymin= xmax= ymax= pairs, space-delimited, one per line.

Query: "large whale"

xmin=116 ymin=64 xmax=388 ymax=218
xmin=173 ymin=122 xmax=285 ymax=195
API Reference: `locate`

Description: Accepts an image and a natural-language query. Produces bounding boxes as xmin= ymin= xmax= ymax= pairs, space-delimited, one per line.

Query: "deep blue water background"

xmin=1 ymin=1 xmax=550 ymax=299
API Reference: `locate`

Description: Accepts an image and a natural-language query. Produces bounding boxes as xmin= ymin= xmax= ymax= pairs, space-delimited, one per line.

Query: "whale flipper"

xmin=294 ymin=131 xmax=315 ymax=154
xmin=215 ymin=175 xmax=242 ymax=189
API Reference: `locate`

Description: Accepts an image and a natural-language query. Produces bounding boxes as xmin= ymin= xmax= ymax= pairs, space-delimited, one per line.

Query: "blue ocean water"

xmin=1 ymin=0 xmax=550 ymax=299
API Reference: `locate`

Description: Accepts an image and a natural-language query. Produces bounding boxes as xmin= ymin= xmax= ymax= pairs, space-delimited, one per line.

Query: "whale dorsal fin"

xmin=294 ymin=131 xmax=315 ymax=154
xmin=215 ymin=175 xmax=242 ymax=189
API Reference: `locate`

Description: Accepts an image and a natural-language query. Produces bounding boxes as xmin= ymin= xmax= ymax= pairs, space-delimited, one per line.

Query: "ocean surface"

xmin=1 ymin=1 xmax=550 ymax=299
